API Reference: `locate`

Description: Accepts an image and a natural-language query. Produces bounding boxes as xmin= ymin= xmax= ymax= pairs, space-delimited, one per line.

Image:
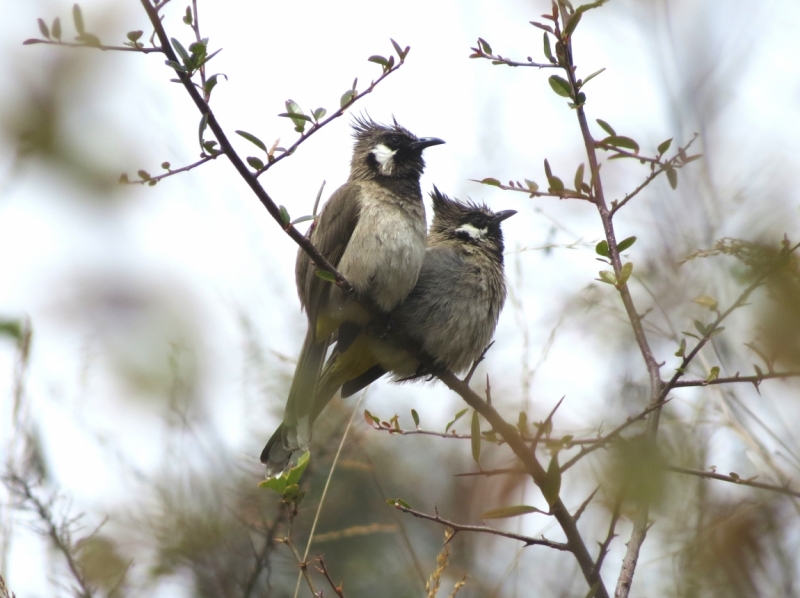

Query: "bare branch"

xmin=390 ymin=502 xmax=568 ymax=551
xmin=665 ymin=465 xmax=800 ymax=499
xmin=672 ymin=371 xmax=800 ymax=388
xmin=123 ymin=154 xmax=219 ymax=186
xmin=22 ymin=39 xmax=163 ymax=53
xmin=316 ymin=557 xmax=345 ymax=598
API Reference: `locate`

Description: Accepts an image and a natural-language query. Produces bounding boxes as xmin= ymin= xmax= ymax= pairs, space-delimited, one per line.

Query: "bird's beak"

xmin=408 ymin=137 xmax=445 ymax=150
xmin=491 ymin=210 xmax=517 ymax=224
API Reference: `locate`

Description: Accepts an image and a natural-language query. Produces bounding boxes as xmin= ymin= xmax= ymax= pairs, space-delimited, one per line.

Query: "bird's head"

xmin=429 ymin=187 xmax=516 ymax=261
xmin=350 ymin=116 xmax=444 ymax=181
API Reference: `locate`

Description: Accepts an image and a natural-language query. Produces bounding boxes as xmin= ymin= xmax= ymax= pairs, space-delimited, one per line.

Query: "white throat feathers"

xmin=455 ymin=223 xmax=487 ymax=240
xmin=370 ymin=143 xmax=397 ymax=176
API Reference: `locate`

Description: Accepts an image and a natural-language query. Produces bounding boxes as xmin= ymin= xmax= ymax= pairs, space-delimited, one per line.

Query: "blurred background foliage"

xmin=2 ymin=0 xmax=800 ymax=597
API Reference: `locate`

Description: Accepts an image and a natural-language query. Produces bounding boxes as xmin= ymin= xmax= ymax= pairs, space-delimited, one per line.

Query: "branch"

xmin=283 ymin=512 xmax=318 ymax=598
xmin=594 ymin=495 xmax=622 ymax=575
xmin=671 ymin=371 xmax=800 ymax=388
xmin=122 ymin=154 xmax=219 ymax=185
xmin=665 ymin=465 xmax=800 ymax=499
xmin=391 ymin=503 xmax=568 ymax=551
xmin=469 ymin=41 xmax=558 ymax=69
xmin=316 ymin=557 xmax=345 ymax=598
xmin=470 ymin=178 xmax=590 ymax=200
xmin=22 ymin=39 xmax=163 ymax=53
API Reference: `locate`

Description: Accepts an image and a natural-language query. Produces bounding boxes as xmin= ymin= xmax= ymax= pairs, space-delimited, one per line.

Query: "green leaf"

xmin=617 ymin=236 xmax=637 ymax=252
xmin=709 ymin=326 xmax=725 ymax=337
xmin=595 ymin=240 xmax=609 ymax=257
xmin=602 ymin=135 xmax=640 ymax=154
xmin=165 ymin=59 xmax=185 ymax=72
xmin=279 ymin=205 xmax=290 ymax=225
xmin=667 ymin=168 xmax=678 ymax=190
xmin=52 ymin=18 xmax=62 ymax=41
xmin=562 ymin=12 xmax=582 ymax=38
xmin=478 ymin=177 xmax=502 ymax=187
xmin=541 ymin=454 xmax=561 ymax=507
xmin=543 ymin=33 xmax=553 ymax=62
xmin=316 ymin=270 xmax=337 ymax=283
xmin=281 ymin=483 xmax=304 ymax=504
xmin=236 ymin=130 xmax=267 ymax=152
xmin=286 ymin=450 xmax=310 ymax=486
xmin=694 ymin=320 xmax=707 ymax=336
xmin=573 ymin=163 xmax=585 ymax=191
xmin=445 ymin=408 xmax=468 ymax=433
xmin=411 ymin=409 xmax=420 ymax=427
xmin=76 ymin=32 xmax=100 ymax=46
xmin=481 ymin=505 xmax=543 ymax=519
xmin=312 ymin=107 xmax=327 ymax=122
xmin=548 ymin=75 xmax=572 ymax=98
xmin=581 ymin=67 xmax=606 ymax=86
xmin=693 ymin=295 xmax=718 ymax=311
xmin=204 ymin=73 xmax=221 ymax=96
xmin=368 ymin=55 xmax=389 ymax=67
xmin=290 ymin=215 xmax=315 ymax=225
xmin=258 ymin=475 xmax=287 ymax=494
xmin=471 ymin=410 xmax=481 ymax=465
xmin=72 ymin=3 xmax=85 ymax=35
xmin=390 ymin=38 xmax=409 ymax=59
xmin=524 ymin=179 xmax=539 ymax=193
xmin=37 ymin=18 xmax=50 ymax=39
xmin=285 ymin=99 xmax=303 ymax=115
xmin=477 ymin=37 xmax=492 ymax=54
xmin=247 ymin=156 xmax=264 ymax=170
xmin=137 ymin=169 xmax=151 ymax=181
xmin=171 ymin=37 xmax=190 ymax=64
xmin=183 ymin=6 xmax=193 ymax=25
xmin=597 ymin=270 xmax=616 ymax=285
xmin=596 ymin=118 xmax=615 ymax=136
xmin=707 ymin=366 xmax=720 ymax=382
xmin=388 ymin=498 xmax=411 ymax=509
xmin=340 ymin=89 xmax=355 ymax=108
xmin=618 ymin=261 xmax=633 ymax=285
xmin=364 ymin=409 xmax=380 ymax=426
xmin=675 ymin=338 xmax=686 ymax=357
xmin=127 ymin=30 xmax=143 ymax=42
xmin=0 ymin=319 xmax=23 ymax=341
xmin=657 ymin=138 xmax=673 ymax=155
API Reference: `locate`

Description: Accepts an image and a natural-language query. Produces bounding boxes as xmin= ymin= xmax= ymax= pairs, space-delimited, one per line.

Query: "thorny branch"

xmin=316 ymin=557 xmax=345 ymax=598
xmin=665 ymin=465 xmax=800 ymax=499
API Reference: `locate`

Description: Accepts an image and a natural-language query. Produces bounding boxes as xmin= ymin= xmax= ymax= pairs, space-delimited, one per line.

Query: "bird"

xmin=261 ymin=117 xmax=444 ymax=476
xmin=311 ymin=187 xmax=516 ymax=413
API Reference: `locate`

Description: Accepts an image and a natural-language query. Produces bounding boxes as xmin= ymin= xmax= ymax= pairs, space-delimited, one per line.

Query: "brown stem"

xmin=665 ymin=465 xmax=800 ymax=499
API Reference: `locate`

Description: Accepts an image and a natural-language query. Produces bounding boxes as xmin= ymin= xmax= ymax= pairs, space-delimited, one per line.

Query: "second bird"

xmin=261 ymin=117 xmax=444 ymax=476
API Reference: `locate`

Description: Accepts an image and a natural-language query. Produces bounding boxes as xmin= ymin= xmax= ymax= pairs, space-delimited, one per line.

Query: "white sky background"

xmin=2 ymin=0 xmax=800 ymax=595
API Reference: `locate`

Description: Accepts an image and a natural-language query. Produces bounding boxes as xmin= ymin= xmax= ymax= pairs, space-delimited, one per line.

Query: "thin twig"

xmin=469 ymin=44 xmax=558 ymax=69
xmin=594 ymin=495 xmax=622 ymax=575
xmin=316 ymin=557 xmax=345 ymax=598
xmin=124 ymin=154 xmax=219 ymax=185
xmin=574 ymin=486 xmax=600 ymax=523
xmin=22 ymin=39 xmax=163 ymax=53
xmin=672 ymin=371 xmax=800 ymax=388
xmin=665 ymin=465 xmax=800 ymax=499
xmin=284 ymin=514 xmax=318 ymax=597
xmin=391 ymin=503 xmax=568 ymax=550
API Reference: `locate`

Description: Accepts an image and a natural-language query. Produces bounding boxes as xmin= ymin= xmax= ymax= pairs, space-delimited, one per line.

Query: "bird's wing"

xmin=295 ymin=183 xmax=363 ymax=339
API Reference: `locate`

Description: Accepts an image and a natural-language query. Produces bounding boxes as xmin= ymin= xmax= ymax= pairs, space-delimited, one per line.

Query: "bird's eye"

xmin=470 ymin=214 xmax=487 ymax=227
xmin=386 ymin=134 xmax=401 ymax=146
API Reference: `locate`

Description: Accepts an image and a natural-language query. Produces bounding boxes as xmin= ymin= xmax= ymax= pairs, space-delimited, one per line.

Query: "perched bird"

xmin=261 ymin=118 xmax=444 ymax=475
xmin=315 ymin=187 xmax=516 ymax=406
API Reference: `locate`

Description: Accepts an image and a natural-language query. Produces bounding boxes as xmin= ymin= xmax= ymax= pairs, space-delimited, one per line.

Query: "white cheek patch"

xmin=370 ymin=143 xmax=397 ymax=174
xmin=455 ymin=223 xmax=487 ymax=240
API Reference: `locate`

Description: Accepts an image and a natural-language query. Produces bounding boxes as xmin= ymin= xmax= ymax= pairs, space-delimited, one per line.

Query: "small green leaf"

xmin=258 ymin=475 xmax=287 ymax=494
xmin=247 ymin=156 xmax=264 ymax=170
xmin=204 ymin=74 xmax=221 ymax=95
xmin=236 ymin=130 xmax=267 ymax=152
xmin=37 ymin=18 xmax=50 ymax=39
xmin=471 ymin=410 xmax=481 ymax=465
xmin=598 ymin=270 xmax=616 ymax=285
xmin=411 ymin=409 xmax=420 ymax=427
xmin=279 ymin=205 xmax=290 ymax=225
xmin=562 ymin=12 xmax=582 ymax=38
xmin=481 ymin=505 xmax=543 ymax=519
xmin=596 ymin=119 xmax=615 ymax=136
xmin=171 ymin=37 xmax=190 ymax=64
xmin=709 ymin=326 xmax=725 ymax=337
xmin=675 ymin=338 xmax=686 ymax=357
xmin=581 ymin=67 xmax=606 ymax=86
xmin=477 ymin=37 xmax=492 ymax=54
xmin=165 ymin=60 xmax=186 ymax=72
xmin=76 ymin=32 xmax=100 ymax=46
xmin=543 ymin=33 xmax=553 ymax=62
xmin=618 ymin=261 xmax=633 ymax=285
xmin=286 ymin=450 xmax=310 ymax=486
xmin=390 ymin=38 xmax=409 ymax=59
xmin=316 ymin=270 xmax=337 ymax=283
xmin=694 ymin=320 xmax=708 ymax=336
xmin=541 ymin=454 xmax=561 ymax=507
xmin=340 ymin=89 xmax=355 ymax=108
xmin=127 ymin=30 xmax=143 ymax=42
xmin=161 ymin=161 xmax=170 ymax=170
xmin=72 ymin=3 xmax=85 ymax=35
xmin=290 ymin=215 xmax=315 ymax=226
xmin=548 ymin=75 xmax=572 ymax=98
xmin=52 ymin=18 xmax=62 ymax=41
xmin=0 ymin=319 xmax=23 ymax=341
xmin=364 ymin=409 xmax=380 ymax=426
xmin=573 ymin=163 xmax=584 ymax=191
xmin=478 ymin=177 xmax=502 ymax=187
xmin=617 ymin=236 xmax=637 ymax=252
xmin=524 ymin=179 xmax=539 ymax=193
xmin=667 ymin=168 xmax=678 ymax=190
xmin=312 ymin=107 xmax=327 ymax=122
xmin=595 ymin=240 xmax=609 ymax=257
xmin=602 ymin=135 xmax=640 ymax=154
xmin=281 ymin=483 xmax=304 ymax=505
xmin=445 ymin=408 xmax=468 ymax=433
xmin=657 ymin=138 xmax=673 ymax=155
xmin=368 ymin=55 xmax=389 ymax=67
xmin=388 ymin=498 xmax=411 ymax=509
xmin=183 ymin=6 xmax=193 ymax=25
xmin=693 ymin=295 xmax=718 ymax=311
xmin=137 ymin=170 xmax=151 ymax=181
xmin=707 ymin=366 xmax=720 ymax=382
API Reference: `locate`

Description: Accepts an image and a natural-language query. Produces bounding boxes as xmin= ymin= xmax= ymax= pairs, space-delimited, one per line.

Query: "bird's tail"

xmin=261 ymin=329 xmax=329 ymax=476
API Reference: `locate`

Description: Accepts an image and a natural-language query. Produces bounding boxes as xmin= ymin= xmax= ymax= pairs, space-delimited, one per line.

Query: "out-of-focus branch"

xmin=316 ymin=557 xmax=346 ymax=598
xmin=665 ymin=465 xmax=800 ymax=499
xmin=390 ymin=502 xmax=568 ymax=550
xmin=22 ymin=39 xmax=163 ymax=53
xmin=672 ymin=371 xmax=800 ymax=388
